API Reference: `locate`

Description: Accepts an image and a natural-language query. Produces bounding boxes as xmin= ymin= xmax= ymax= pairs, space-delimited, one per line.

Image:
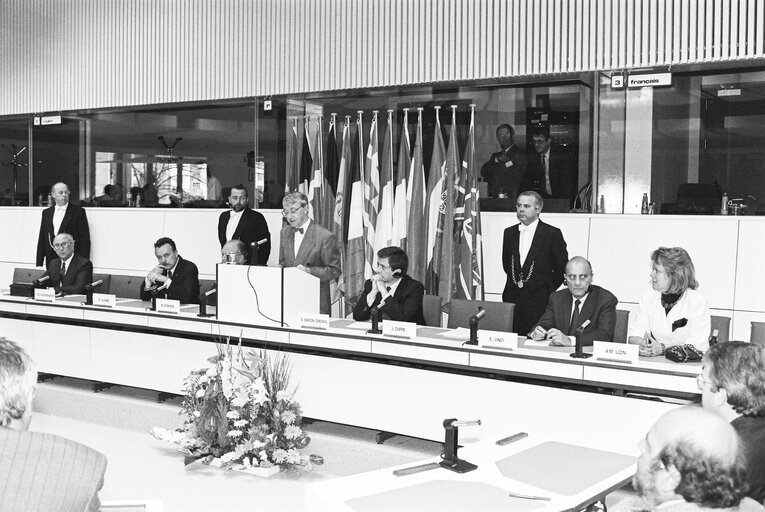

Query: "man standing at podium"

xmin=140 ymin=237 xmax=200 ymax=304
xmin=279 ymin=192 xmax=341 ymax=315
xmin=217 ymin=184 xmax=271 ymax=265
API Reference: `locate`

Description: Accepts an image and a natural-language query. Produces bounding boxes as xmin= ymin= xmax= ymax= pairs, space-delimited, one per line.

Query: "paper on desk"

xmin=522 ymin=339 xmax=552 ymax=348
xmin=439 ymin=327 xmax=470 ymax=340
xmin=345 ymin=321 xmax=373 ymax=330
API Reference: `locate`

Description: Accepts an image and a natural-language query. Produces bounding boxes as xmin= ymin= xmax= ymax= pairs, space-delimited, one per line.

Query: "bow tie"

xmin=294 ymin=227 xmax=304 ymax=235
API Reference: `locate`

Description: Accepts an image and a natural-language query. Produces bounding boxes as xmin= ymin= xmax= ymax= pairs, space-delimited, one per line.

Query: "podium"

xmin=216 ymin=264 xmax=319 ymax=327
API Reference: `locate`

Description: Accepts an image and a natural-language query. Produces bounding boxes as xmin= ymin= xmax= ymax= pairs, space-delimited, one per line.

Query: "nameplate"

xmin=34 ymin=288 xmax=55 ymax=302
xmin=478 ymin=330 xmax=518 ymax=351
xmin=382 ymin=320 xmax=417 ymax=340
xmin=299 ymin=313 xmax=330 ymax=330
xmin=93 ymin=293 xmax=116 ymax=308
xmin=593 ymin=341 xmax=639 ymax=364
xmin=156 ymin=298 xmax=181 ymax=314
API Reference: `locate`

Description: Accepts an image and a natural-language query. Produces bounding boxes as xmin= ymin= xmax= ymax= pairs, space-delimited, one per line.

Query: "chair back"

xmin=108 ymin=275 xmax=144 ymax=299
xmin=422 ymin=294 xmax=443 ymax=328
xmin=613 ymin=309 xmax=630 ymax=343
xmin=751 ymin=322 xmax=765 ymax=347
xmin=446 ymin=299 xmax=514 ymax=332
xmin=92 ymin=273 xmax=112 ymax=295
xmin=12 ymin=267 xmax=47 ymax=284
xmin=710 ymin=315 xmax=731 ymax=344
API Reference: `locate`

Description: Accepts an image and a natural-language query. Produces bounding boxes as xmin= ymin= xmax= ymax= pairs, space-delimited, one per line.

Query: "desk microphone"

xmin=84 ymin=279 xmax=104 ymax=305
xmin=198 ymin=288 xmax=217 ymax=318
xmin=467 ymin=308 xmax=486 ymax=345
xmin=570 ymin=319 xmax=593 ymax=359
xmin=33 ymin=275 xmax=50 ymax=287
xmin=250 ymin=238 xmax=268 ymax=265
xmin=367 ymin=306 xmax=383 ymax=334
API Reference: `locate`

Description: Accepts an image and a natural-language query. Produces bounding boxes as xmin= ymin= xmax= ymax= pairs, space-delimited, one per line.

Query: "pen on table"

xmin=495 ymin=431 xmax=528 ymax=446
xmin=392 ymin=462 xmax=440 ymax=477
xmin=508 ymin=492 xmax=551 ymax=501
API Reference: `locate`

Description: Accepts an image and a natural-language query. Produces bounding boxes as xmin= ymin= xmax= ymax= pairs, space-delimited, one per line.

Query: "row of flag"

xmin=285 ymin=105 xmax=484 ymax=315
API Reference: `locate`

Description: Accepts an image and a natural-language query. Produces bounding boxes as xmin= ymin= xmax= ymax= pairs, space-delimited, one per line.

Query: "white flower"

xmin=234 ymin=419 xmax=248 ymax=428
xmin=272 ymin=448 xmax=288 ymax=463
xmin=231 ymin=390 xmax=250 ymax=408
xmin=226 ymin=410 xmax=240 ymax=420
xmin=206 ymin=366 xmax=219 ymax=377
xmin=227 ymin=429 xmax=243 ymax=438
xmin=198 ymin=374 xmax=208 ymax=384
xmin=220 ymin=451 xmax=238 ymax=464
xmin=280 ymin=410 xmax=297 ymax=424
xmin=193 ymin=411 xmax=201 ymax=418
xmin=284 ymin=425 xmax=302 ymax=440
xmin=285 ymin=448 xmax=303 ymax=464
xmin=259 ymin=450 xmax=268 ymax=461
xmin=276 ymin=390 xmax=292 ymax=402
xmin=195 ymin=388 xmax=206 ymax=398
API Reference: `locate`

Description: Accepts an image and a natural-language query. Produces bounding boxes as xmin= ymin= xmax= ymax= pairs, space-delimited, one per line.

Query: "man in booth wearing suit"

xmin=217 ymin=184 xmax=271 ymax=265
xmin=352 ymin=246 xmax=426 ymax=325
xmin=0 ymin=337 xmax=107 ymax=512
xmin=36 ymin=182 xmax=91 ymax=267
xmin=279 ymin=192 xmax=341 ymax=315
xmin=43 ymin=233 xmax=93 ymax=296
xmin=480 ymin=123 xmax=525 ymax=199
xmin=502 ymin=191 xmax=568 ymax=336
xmin=139 ymin=237 xmax=200 ymax=304
xmin=519 ymin=127 xmax=577 ymax=205
xmin=529 ymin=256 xmax=617 ymax=345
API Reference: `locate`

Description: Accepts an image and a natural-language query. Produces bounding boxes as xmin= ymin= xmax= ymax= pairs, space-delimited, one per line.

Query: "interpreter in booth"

xmin=352 ymin=246 xmax=426 ymax=326
xmin=529 ymin=256 xmax=617 ymax=346
xmin=139 ymin=237 xmax=200 ymax=304
xmin=628 ymin=247 xmax=711 ymax=356
xmin=278 ymin=192 xmax=341 ymax=315
xmin=42 ymin=232 xmax=93 ymax=296
xmin=519 ymin=126 xmax=577 ymax=205
xmin=480 ymin=124 xmax=525 ymax=199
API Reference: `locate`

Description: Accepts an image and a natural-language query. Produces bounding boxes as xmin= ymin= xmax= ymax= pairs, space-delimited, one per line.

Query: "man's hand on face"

xmin=147 ymin=265 xmax=168 ymax=284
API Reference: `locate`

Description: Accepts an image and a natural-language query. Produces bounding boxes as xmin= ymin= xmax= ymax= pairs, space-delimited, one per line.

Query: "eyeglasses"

xmin=52 ymin=242 xmax=71 ymax=249
xmin=281 ymin=205 xmax=305 ymax=217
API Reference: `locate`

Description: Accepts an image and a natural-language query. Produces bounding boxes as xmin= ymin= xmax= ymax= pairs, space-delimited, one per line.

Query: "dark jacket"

xmin=353 ymin=275 xmax=427 ymax=326
xmin=531 ymin=285 xmax=618 ymax=345
xmin=217 ymin=208 xmax=271 ymax=265
xmin=36 ymin=203 xmax=91 ymax=266
xmin=139 ymin=256 xmax=200 ymax=304
xmin=45 ymin=254 xmax=93 ymax=295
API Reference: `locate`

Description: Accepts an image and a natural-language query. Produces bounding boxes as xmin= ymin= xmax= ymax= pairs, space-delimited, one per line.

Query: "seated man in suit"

xmin=353 ymin=246 xmax=426 ymax=325
xmin=0 ymin=337 xmax=107 ymax=511
xmin=279 ymin=192 xmax=341 ymax=315
xmin=42 ymin=232 xmax=93 ymax=295
xmin=139 ymin=237 xmax=200 ymax=304
xmin=529 ymin=256 xmax=617 ymax=346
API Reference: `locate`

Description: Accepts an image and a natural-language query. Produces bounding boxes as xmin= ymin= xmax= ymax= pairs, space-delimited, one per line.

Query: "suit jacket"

xmin=36 ymin=203 xmax=91 ymax=266
xmin=217 ymin=208 xmax=271 ymax=265
xmin=0 ymin=428 xmax=107 ymax=512
xmin=45 ymin=254 xmax=93 ymax=295
xmin=532 ymin=285 xmax=618 ymax=345
xmin=139 ymin=256 xmax=200 ymax=304
xmin=519 ymin=146 xmax=577 ymax=203
xmin=480 ymin=144 xmax=525 ymax=198
xmin=279 ymin=222 xmax=341 ymax=315
xmin=352 ymin=275 xmax=427 ymax=325
xmin=502 ymin=220 xmax=568 ymax=299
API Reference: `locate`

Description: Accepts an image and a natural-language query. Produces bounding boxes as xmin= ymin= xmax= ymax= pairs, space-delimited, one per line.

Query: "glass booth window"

xmin=0 ymin=117 xmax=30 ymax=205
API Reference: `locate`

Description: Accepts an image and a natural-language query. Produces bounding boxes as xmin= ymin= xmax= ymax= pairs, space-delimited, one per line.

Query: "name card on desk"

xmin=299 ymin=313 xmax=330 ymax=330
xmin=478 ymin=330 xmax=518 ymax=351
xmin=156 ymin=298 xmax=181 ymax=314
xmin=383 ymin=320 xmax=416 ymax=340
xmin=593 ymin=341 xmax=639 ymax=364
xmin=34 ymin=288 xmax=55 ymax=302
xmin=92 ymin=293 xmax=116 ymax=308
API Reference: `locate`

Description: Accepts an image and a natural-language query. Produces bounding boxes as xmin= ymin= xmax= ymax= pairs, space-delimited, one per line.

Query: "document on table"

xmin=345 ymin=321 xmax=373 ymax=331
xmin=522 ymin=339 xmax=552 ymax=348
xmin=439 ymin=327 xmax=471 ymax=340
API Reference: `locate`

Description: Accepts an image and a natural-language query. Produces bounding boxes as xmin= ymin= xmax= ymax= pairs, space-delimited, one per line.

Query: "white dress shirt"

xmin=519 ymin=218 xmax=539 ymax=267
xmin=225 ymin=210 xmax=244 ymax=242
xmin=53 ymin=203 xmax=68 ymax=235
xmin=294 ymin=219 xmax=310 ymax=257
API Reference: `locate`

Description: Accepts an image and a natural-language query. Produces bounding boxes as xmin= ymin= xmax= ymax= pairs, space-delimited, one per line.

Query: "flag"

xmin=424 ymin=109 xmax=446 ymax=295
xmin=407 ymin=109 xmax=426 ymax=283
xmin=319 ymin=118 xmax=338 ymax=231
xmin=433 ymin=106 xmax=460 ymax=305
xmin=457 ymin=105 xmax=484 ymax=300
xmin=392 ymin=109 xmax=411 ymax=250
xmin=285 ymin=119 xmax=299 ymax=193
xmin=362 ymin=112 xmax=380 ymax=278
xmin=335 ymin=119 xmax=352 ymax=302
xmin=298 ymin=119 xmax=312 ymax=196
xmin=308 ymin=118 xmax=323 ymax=222
xmin=344 ymin=117 xmax=366 ymax=310
xmin=374 ymin=111 xmax=394 ymax=255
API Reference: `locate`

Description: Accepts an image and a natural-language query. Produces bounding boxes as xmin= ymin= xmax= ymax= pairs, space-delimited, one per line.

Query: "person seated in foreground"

xmin=42 ymin=232 xmax=93 ymax=295
xmin=612 ymin=406 xmax=763 ymax=512
xmin=0 ymin=338 xmax=107 ymax=512
xmin=529 ymin=256 xmax=617 ymax=346
xmin=139 ymin=236 xmax=200 ymax=304
xmin=628 ymin=247 xmax=711 ymax=356
xmin=221 ymin=239 xmax=249 ymax=266
xmin=352 ymin=246 xmax=426 ymax=325
xmin=699 ymin=341 xmax=765 ymax=503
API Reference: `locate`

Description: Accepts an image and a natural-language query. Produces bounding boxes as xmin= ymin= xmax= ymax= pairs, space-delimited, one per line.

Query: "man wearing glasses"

xmin=278 ymin=192 xmax=341 ymax=315
xmin=352 ymin=246 xmax=426 ymax=325
xmin=36 ymin=182 xmax=91 ymax=267
xmin=42 ymin=233 xmax=93 ymax=295
xmin=528 ymin=256 xmax=617 ymax=346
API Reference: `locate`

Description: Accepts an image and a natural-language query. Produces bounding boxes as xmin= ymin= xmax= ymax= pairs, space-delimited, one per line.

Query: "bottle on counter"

xmin=37 ymin=193 xmax=44 ymax=207
xmin=599 ymin=194 xmax=605 ymax=214
xmin=136 ymin=193 xmax=142 ymax=207
xmin=721 ymin=193 xmax=728 ymax=215
xmin=641 ymin=193 xmax=649 ymax=214
xmin=708 ymin=329 xmax=719 ymax=347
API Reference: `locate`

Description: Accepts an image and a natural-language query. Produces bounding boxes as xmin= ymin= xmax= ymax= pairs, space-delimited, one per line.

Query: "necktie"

xmin=167 ymin=270 xmax=173 ymax=280
xmin=61 ymin=261 xmax=66 ymax=275
xmin=568 ymin=299 xmax=582 ymax=335
xmin=542 ymin=154 xmax=552 ymax=195
xmin=294 ymin=227 xmax=304 ymax=235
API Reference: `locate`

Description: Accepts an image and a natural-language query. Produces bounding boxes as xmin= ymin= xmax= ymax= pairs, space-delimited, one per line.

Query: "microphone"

xmin=84 ymin=279 xmax=103 ymax=306
xmin=198 ymin=288 xmax=217 ymax=318
xmin=367 ymin=306 xmax=383 ymax=334
xmin=575 ymin=319 xmax=591 ymax=335
xmin=255 ymin=238 xmax=268 ymax=246
xmin=33 ymin=275 xmax=50 ymax=287
xmin=467 ymin=307 xmax=486 ymax=345
xmin=570 ymin=319 xmax=593 ymax=359
xmin=469 ymin=308 xmax=486 ymax=325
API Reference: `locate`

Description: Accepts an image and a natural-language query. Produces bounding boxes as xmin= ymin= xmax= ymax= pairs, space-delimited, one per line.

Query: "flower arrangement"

xmin=152 ymin=338 xmax=319 ymax=474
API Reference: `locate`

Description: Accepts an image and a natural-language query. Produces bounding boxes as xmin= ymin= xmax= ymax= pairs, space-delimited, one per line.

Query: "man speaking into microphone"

xmin=353 ymin=246 xmax=426 ymax=326
xmin=139 ymin=237 xmax=200 ymax=304
xmin=528 ymin=256 xmax=617 ymax=346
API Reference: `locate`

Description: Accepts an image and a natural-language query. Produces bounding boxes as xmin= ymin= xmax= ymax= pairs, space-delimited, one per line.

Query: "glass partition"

xmin=0 ymin=117 xmax=30 ymax=205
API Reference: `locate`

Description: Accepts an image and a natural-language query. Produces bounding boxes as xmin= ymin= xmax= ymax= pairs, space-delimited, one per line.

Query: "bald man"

xmin=613 ymin=407 xmax=762 ymax=512
xmin=36 ymin=182 xmax=91 ymax=266
xmin=529 ymin=256 xmax=617 ymax=346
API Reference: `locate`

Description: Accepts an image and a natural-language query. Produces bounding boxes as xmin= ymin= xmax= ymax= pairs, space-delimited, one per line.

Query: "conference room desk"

xmin=0 ymin=293 xmax=696 ymax=443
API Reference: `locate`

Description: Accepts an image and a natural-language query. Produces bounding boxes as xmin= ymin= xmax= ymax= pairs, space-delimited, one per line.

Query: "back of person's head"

xmin=0 ymin=338 xmax=37 ymax=428
xmin=377 ymin=246 xmax=408 ymax=275
xmin=154 ymin=236 xmax=177 ymax=251
xmin=651 ymin=246 xmax=698 ymax=293
xmin=704 ymin=341 xmax=765 ymax=417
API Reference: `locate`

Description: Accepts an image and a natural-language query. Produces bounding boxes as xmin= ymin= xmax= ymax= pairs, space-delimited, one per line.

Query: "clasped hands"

xmin=530 ymin=326 xmax=572 ymax=346
xmin=366 ymin=275 xmax=389 ymax=307
xmin=146 ymin=265 xmax=169 ymax=286
xmin=637 ymin=332 xmax=664 ymax=357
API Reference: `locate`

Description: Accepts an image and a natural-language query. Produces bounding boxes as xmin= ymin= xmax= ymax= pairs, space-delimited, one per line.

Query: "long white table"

xmin=0 ymin=293 xmax=696 ymax=443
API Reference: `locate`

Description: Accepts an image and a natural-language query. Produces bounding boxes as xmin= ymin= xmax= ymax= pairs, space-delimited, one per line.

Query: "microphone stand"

xmin=84 ymin=281 xmax=103 ymax=305
xmin=467 ymin=308 xmax=485 ymax=345
xmin=198 ymin=291 xmax=216 ymax=318
xmin=569 ymin=321 xmax=593 ymax=359
xmin=150 ymin=288 xmax=158 ymax=312
xmin=367 ymin=306 xmax=382 ymax=334
xmin=440 ymin=418 xmax=481 ymax=473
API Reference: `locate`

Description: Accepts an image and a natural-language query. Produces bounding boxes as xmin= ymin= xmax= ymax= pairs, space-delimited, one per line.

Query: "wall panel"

xmin=2 ymin=0 xmax=764 ymax=116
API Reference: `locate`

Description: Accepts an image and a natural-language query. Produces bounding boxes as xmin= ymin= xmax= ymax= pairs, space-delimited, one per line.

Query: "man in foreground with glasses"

xmin=352 ymin=246 xmax=426 ymax=325
xmin=528 ymin=256 xmax=616 ymax=346
xmin=139 ymin=237 xmax=200 ymax=304
xmin=611 ymin=406 xmax=762 ymax=512
xmin=41 ymin=232 xmax=93 ymax=295
xmin=698 ymin=341 xmax=765 ymax=503
xmin=278 ymin=192 xmax=341 ymax=315
xmin=36 ymin=182 xmax=91 ymax=267
xmin=217 ymin=184 xmax=271 ymax=265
